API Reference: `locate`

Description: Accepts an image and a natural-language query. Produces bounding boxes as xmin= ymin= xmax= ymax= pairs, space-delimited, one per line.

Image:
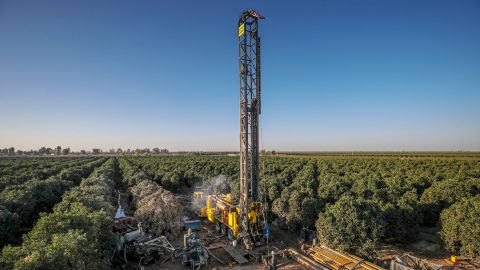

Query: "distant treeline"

xmin=274 ymin=151 xmax=480 ymax=158
xmin=3 ymin=148 xmax=480 ymax=158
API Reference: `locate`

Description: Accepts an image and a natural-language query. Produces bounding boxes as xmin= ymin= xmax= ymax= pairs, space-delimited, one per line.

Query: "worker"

xmin=263 ymin=223 xmax=270 ymax=242
xmin=301 ymin=227 xmax=309 ymax=243
xmin=183 ymin=228 xmax=193 ymax=249
xmin=269 ymin=250 xmax=277 ymax=270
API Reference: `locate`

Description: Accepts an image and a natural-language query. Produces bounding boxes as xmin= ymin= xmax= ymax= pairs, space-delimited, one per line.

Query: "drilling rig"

xmin=190 ymin=10 xmax=391 ymax=270
xmin=238 ymin=9 xmax=264 ymax=247
xmin=193 ymin=9 xmax=265 ymax=249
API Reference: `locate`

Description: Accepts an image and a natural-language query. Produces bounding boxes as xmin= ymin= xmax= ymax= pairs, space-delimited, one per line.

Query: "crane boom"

xmin=238 ymin=9 xmax=264 ymax=233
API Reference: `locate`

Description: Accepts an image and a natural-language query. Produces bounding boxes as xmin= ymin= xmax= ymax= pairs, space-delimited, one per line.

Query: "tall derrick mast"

xmin=238 ymin=10 xmax=264 ymax=233
xmin=193 ymin=10 xmax=265 ymax=247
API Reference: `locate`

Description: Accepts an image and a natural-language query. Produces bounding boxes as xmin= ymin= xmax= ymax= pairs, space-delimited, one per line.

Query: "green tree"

xmin=382 ymin=190 xmax=423 ymax=243
xmin=316 ymin=195 xmax=386 ymax=258
xmin=0 ymin=206 xmax=19 ymax=245
xmin=440 ymin=195 xmax=480 ymax=258
xmin=1 ymin=203 xmax=115 ymax=270
xmin=420 ymin=177 xmax=480 ymax=226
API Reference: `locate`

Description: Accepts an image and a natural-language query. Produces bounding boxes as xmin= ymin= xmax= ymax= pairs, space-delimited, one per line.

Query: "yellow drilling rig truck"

xmin=194 ymin=9 xmax=266 ymax=250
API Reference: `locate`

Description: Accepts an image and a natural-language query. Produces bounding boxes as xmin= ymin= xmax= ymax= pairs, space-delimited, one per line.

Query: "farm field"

xmin=2 ymin=1 xmax=479 ymax=269
xmin=0 ymin=157 xmax=108 ymax=247
xmin=0 ymin=153 xmax=479 ymax=269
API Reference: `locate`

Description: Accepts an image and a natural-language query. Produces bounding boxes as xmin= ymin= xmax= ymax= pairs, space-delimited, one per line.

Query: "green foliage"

xmin=316 ymin=195 xmax=386 ymax=258
xmin=440 ymin=195 xmax=480 ymax=258
xmin=317 ymin=174 xmax=353 ymax=205
xmin=161 ymin=171 xmax=183 ymax=191
xmin=2 ymin=204 xmax=115 ymax=270
xmin=2 ymin=154 xmax=480 ymax=263
xmin=53 ymin=185 xmax=115 ymax=214
xmin=0 ymin=158 xmax=107 ymax=248
xmin=382 ymin=190 xmax=423 ymax=242
xmin=0 ymin=157 xmax=100 ymax=189
xmin=272 ymin=162 xmax=320 ymax=230
xmin=0 ymin=158 xmax=117 ymax=270
xmin=420 ymin=177 xmax=480 ymax=226
xmin=124 ymin=155 xmax=480 ymax=258
xmin=0 ymin=206 xmax=19 ymax=245
xmin=0 ymin=178 xmax=73 ymax=226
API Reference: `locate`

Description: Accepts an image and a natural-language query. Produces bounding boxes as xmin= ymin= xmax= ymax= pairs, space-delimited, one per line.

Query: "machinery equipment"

xmin=113 ymin=193 xmax=175 ymax=265
xmin=194 ymin=191 xmax=263 ymax=242
xmin=193 ymin=9 xmax=266 ymax=249
xmin=181 ymin=229 xmax=209 ymax=269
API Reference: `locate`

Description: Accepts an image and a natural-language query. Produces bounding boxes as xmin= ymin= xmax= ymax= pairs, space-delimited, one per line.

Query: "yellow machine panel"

xmin=228 ymin=212 xmax=234 ymax=227
xmin=194 ymin=192 xmax=263 ymax=241
xmin=199 ymin=208 xmax=207 ymax=217
xmin=193 ymin=191 xmax=208 ymax=218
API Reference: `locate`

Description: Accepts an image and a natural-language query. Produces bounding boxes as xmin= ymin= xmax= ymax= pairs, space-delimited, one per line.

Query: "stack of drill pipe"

xmin=308 ymin=245 xmax=385 ymax=270
xmin=287 ymin=248 xmax=327 ymax=270
xmin=129 ymin=180 xmax=183 ymax=239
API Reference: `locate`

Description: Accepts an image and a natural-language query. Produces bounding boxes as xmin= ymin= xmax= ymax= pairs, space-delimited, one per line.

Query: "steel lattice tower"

xmin=238 ymin=10 xmax=264 ymax=232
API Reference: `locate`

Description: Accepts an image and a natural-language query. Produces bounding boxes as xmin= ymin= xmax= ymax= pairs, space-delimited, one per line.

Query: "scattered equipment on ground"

xmin=184 ymin=219 xmax=201 ymax=231
xmin=223 ymin=244 xmax=250 ymax=265
xmin=113 ymin=193 xmax=175 ymax=265
xmin=181 ymin=228 xmax=209 ymax=269
xmin=391 ymin=254 xmax=455 ymax=270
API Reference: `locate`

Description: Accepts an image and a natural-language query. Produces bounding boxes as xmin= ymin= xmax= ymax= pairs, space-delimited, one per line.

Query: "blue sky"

xmin=0 ymin=0 xmax=479 ymax=151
